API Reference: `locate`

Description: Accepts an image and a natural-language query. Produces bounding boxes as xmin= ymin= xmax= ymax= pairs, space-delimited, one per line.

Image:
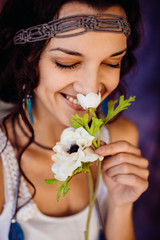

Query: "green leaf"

xmin=51 ymin=95 xmax=136 ymax=203
xmin=70 ymin=113 xmax=90 ymax=131
xmin=63 ymin=182 xmax=70 ymax=196
xmin=88 ymin=108 xmax=97 ymax=118
xmin=82 ymin=162 xmax=92 ymax=173
xmin=69 ymin=119 xmax=82 ymax=129
xmin=72 ymin=166 xmax=83 ymax=175
xmin=72 ymin=113 xmax=84 ymax=125
xmin=83 ymin=113 xmax=90 ymax=130
xmin=56 ymin=175 xmax=73 ymax=201
xmin=56 ymin=182 xmax=65 ymax=201
xmin=103 ymin=95 xmax=136 ymax=125
xmin=89 ymin=117 xmax=103 ymax=136
xmin=44 ymin=178 xmax=59 ymax=185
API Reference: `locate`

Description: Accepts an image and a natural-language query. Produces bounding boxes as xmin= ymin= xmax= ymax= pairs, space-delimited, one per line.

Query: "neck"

xmin=22 ymin=105 xmax=68 ymax=149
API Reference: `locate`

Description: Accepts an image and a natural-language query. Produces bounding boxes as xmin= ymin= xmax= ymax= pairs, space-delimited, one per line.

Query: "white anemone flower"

xmin=51 ymin=127 xmax=103 ymax=181
xmin=77 ymin=92 xmax=101 ymax=110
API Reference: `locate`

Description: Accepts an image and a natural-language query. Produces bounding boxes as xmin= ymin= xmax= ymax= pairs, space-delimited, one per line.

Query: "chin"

xmin=58 ymin=115 xmax=73 ymax=128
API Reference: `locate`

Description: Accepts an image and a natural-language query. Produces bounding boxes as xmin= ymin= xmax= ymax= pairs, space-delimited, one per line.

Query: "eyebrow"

xmin=110 ymin=48 xmax=127 ymax=57
xmin=49 ymin=47 xmax=127 ymax=57
xmin=50 ymin=47 xmax=83 ymax=57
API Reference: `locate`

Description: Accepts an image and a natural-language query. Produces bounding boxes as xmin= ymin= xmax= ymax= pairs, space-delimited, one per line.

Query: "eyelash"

xmin=55 ymin=61 xmax=121 ymax=70
xmin=105 ymin=63 xmax=121 ymax=68
xmin=55 ymin=61 xmax=79 ymax=70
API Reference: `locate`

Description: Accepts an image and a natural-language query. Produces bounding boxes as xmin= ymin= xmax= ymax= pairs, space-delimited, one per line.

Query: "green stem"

xmin=88 ymin=108 xmax=97 ymax=118
xmin=93 ymin=159 xmax=101 ymax=201
xmin=93 ymin=128 xmax=102 ymax=200
xmin=88 ymin=169 xmax=94 ymax=202
xmin=92 ymin=139 xmax=98 ymax=148
xmin=84 ymin=125 xmax=102 ymax=240
xmin=85 ymin=168 xmax=94 ymax=240
xmin=97 ymin=127 xmax=100 ymax=147
xmin=84 ymin=164 xmax=102 ymax=240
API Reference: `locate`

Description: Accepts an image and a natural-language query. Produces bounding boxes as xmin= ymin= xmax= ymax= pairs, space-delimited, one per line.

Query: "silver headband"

xmin=14 ymin=14 xmax=131 ymax=45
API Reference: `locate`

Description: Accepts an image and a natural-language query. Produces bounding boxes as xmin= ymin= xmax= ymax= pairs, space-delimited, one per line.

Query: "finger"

xmin=102 ymin=153 xmax=149 ymax=170
xmin=111 ymin=174 xmax=149 ymax=191
xmin=104 ymin=163 xmax=149 ymax=180
xmin=100 ymin=140 xmax=106 ymax=146
xmin=92 ymin=140 xmax=106 ymax=150
xmin=95 ymin=140 xmax=141 ymax=156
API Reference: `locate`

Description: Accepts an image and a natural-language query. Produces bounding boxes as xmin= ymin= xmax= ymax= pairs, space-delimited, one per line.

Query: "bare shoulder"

xmin=107 ymin=116 xmax=139 ymax=146
xmin=0 ymin=156 xmax=4 ymax=214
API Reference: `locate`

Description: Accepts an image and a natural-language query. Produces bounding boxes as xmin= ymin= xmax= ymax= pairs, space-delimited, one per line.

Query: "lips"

xmin=60 ymin=89 xmax=106 ymax=111
xmin=60 ymin=92 xmax=84 ymax=111
xmin=61 ymin=93 xmax=80 ymax=105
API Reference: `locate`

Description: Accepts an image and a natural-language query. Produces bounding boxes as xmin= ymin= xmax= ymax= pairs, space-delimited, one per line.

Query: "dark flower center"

xmin=68 ymin=144 xmax=79 ymax=154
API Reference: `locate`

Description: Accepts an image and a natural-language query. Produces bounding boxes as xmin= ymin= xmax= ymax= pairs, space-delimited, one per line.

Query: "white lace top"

xmin=0 ymin=127 xmax=110 ymax=240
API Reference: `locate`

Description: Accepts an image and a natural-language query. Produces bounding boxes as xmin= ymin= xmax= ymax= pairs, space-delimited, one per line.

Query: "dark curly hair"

xmin=0 ymin=0 xmax=142 ymax=103
xmin=0 ymin=0 xmax=143 ymax=205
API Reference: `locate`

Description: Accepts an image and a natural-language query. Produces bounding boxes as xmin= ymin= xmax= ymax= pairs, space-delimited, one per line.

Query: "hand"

xmin=95 ymin=141 xmax=149 ymax=206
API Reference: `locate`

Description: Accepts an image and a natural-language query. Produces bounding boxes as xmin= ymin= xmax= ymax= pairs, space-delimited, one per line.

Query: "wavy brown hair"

xmin=0 ymin=0 xmax=143 ymax=205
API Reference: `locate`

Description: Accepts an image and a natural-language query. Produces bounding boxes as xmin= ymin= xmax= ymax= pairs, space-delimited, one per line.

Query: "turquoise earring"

xmin=26 ymin=95 xmax=34 ymax=124
xmin=22 ymin=94 xmax=34 ymax=124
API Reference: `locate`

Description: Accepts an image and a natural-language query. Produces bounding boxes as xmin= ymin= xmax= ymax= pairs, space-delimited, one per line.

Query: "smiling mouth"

xmin=60 ymin=93 xmax=80 ymax=106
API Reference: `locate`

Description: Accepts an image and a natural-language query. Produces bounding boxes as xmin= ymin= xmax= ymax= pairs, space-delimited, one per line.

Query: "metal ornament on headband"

xmin=14 ymin=14 xmax=131 ymax=45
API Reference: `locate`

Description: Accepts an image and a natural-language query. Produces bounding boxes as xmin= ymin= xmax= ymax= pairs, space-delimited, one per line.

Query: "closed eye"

xmin=103 ymin=63 xmax=121 ymax=68
xmin=54 ymin=61 xmax=121 ymax=70
xmin=55 ymin=61 xmax=80 ymax=70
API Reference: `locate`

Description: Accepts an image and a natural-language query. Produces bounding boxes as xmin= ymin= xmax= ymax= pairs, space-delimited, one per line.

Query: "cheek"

xmin=36 ymin=64 xmax=65 ymax=92
xmin=110 ymin=76 xmax=120 ymax=91
xmin=102 ymin=70 xmax=120 ymax=93
xmin=37 ymin=61 xmax=54 ymax=90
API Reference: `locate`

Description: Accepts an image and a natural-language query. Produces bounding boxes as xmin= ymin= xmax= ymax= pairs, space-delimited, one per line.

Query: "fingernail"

xmin=96 ymin=146 xmax=105 ymax=154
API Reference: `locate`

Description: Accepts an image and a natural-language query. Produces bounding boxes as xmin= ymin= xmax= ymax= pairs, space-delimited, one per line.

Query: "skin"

xmin=0 ymin=3 xmax=149 ymax=240
xmin=33 ymin=4 xmax=127 ymax=133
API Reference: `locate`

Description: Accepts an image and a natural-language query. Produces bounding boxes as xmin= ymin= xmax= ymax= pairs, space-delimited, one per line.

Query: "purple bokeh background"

xmin=123 ymin=0 xmax=160 ymax=239
xmin=0 ymin=0 xmax=160 ymax=239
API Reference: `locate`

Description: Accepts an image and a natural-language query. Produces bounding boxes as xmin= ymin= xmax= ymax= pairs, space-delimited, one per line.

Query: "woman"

xmin=0 ymin=0 xmax=149 ymax=239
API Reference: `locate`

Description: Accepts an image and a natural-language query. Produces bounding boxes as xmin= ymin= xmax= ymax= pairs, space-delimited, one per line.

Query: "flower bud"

xmin=77 ymin=92 xmax=101 ymax=109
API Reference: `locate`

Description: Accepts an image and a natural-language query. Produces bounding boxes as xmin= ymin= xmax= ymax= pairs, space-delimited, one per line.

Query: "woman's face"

xmin=34 ymin=3 xmax=127 ymax=126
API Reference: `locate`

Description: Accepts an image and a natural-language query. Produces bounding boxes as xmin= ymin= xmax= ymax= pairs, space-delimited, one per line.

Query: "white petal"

xmin=77 ymin=94 xmax=87 ymax=109
xmin=60 ymin=127 xmax=76 ymax=149
xmin=58 ymin=127 xmax=94 ymax=150
xmin=66 ymin=154 xmax=82 ymax=173
xmin=82 ymin=148 xmax=104 ymax=162
xmin=53 ymin=142 xmax=66 ymax=153
xmin=51 ymin=152 xmax=82 ymax=181
xmin=77 ymin=138 xmax=92 ymax=150
xmin=50 ymin=126 xmax=104 ymax=182
xmin=76 ymin=127 xmax=94 ymax=140
xmin=52 ymin=153 xmax=62 ymax=163
xmin=86 ymin=92 xmax=101 ymax=109
xmin=77 ymin=149 xmax=86 ymax=161
xmin=51 ymin=154 xmax=60 ymax=162
xmin=56 ymin=152 xmax=71 ymax=162
xmin=77 ymin=92 xmax=101 ymax=109
xmin=51 ymin=163 xmax=69 ymax=181
xmin=76 ymin=127 xmax=94 ymax=148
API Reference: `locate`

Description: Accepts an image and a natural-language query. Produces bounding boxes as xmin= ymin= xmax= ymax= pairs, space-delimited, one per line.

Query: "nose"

xmin=73 ymin=67 xmax=100 ymax=95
